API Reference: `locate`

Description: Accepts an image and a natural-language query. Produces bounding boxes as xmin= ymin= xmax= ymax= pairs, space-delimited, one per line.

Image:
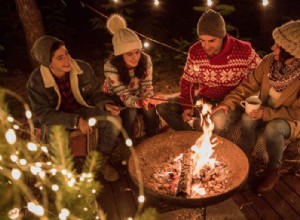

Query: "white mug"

xmin=240 ymin=97 xmax=261 ymax=114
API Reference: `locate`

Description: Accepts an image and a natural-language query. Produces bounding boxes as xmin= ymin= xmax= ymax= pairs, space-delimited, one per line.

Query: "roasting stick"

xmin=141 ymin=96 xmax=203 ymax=109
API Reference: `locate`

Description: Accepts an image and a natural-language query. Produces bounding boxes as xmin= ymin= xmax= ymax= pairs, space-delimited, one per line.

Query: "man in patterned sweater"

xmin=156 ymin=9 xmax=261 ymax=134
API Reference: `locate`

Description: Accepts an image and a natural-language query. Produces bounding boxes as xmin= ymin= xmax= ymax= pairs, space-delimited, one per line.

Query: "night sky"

xmin=0 ymin=0 xmax=299 ymax=73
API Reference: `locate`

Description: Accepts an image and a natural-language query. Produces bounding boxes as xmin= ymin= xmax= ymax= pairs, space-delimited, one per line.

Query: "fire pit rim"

xmin=128 ymin=131 xmax=249 ymax=208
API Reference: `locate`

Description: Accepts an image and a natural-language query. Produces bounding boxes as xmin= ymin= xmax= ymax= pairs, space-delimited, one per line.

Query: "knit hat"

xmin=107 ymin=14 xmax=142 ymax=56
xmin=272 ymin=20 xmax=300 ymax=59
xmin=197 ymin=9 xmax=226 ymax=38
xmin=31 ymin=35 xmax=63 ymax=67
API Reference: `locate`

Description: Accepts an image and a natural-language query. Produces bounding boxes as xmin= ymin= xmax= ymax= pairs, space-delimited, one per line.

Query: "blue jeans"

xmin=156 ymin=97 xmax=239 ymax=134
xmin=241 ymin=113 xmax=291 ymax=169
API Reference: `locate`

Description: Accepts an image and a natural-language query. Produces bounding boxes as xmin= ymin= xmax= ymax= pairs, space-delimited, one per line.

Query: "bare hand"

xmin=182 ymin=109 xmax=193 ymax=122
xmin=78 ymin=117 xmax=92 ymax=134
xmin=212 ymin=104 xmax=230 ymax=114
xmin=248 ymin=108 xmax=263 ymax=120
xmin=105 ymin=103 xmax=120 ymax=116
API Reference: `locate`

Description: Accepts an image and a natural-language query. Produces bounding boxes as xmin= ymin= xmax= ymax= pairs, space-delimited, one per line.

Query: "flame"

xmin=191 ymin=103 xmax=216 ymax=176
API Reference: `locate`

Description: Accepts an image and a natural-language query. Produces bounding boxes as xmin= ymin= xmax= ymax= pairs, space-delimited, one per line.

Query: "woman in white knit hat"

xmin=103 ymin=14 xmax=163 ymax=141
xmin=213 ymin=20 xmax=300 ymax=193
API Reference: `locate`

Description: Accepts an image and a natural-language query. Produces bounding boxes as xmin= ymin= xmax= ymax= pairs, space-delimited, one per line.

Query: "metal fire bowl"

xmin=128 ymin=131 xmax=249 ymax=208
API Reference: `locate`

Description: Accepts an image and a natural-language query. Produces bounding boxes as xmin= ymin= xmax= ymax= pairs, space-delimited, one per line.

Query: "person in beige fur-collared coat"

xmin=213 ymin=20 xmax=300 ymax=193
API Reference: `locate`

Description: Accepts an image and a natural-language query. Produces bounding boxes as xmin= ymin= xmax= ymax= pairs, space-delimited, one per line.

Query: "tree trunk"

xmin=15 ymin=0 xmax=45 ymax=68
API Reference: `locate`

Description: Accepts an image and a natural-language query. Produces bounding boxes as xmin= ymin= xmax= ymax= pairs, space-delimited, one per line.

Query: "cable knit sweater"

xmin=180 ymin=34 xmax=261 ymax=108
xmin=102 ymin=52 xmax=154 ymax=108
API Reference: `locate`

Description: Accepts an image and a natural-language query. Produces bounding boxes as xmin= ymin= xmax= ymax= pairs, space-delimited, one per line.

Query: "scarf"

xmin=268 ymin=58 xmax=300 ymax=92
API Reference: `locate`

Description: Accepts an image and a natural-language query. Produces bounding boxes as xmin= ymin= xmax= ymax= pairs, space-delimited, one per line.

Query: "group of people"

xmin=27 ymin=9 xmax=300 ymax=194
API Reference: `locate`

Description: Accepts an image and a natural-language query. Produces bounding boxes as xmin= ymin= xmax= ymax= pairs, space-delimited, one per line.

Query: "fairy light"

xmin=125 ymin=138 xmax=133 ymax=147
xmin=19 ymin=159 xmax=27 ymax=165
xmin=143 ymin=41 xmax=150 ymax=48
xmin=30 ymin=166 xmax=41 ymax=175
xmin=154 ymin=0 xmax=159 ymax=6
xmin=50 ymin=168 xmax=57 ymax=175
xmin=13 ymin=124 xmax=19 ymax=130
xmin=92 ymin=189 xmax=97 ymax=194
xmin=88 ymin=117 xmax=97 ymax=126
xmin=207 ymin=0 xmax=213 ymax=6
xmin=52 ymin=184 xmax=59 ymax=191
xmin=59 ymin=208 xmax=70 ymax=220
xmin=8 ymin=207 xmax=20 ymax=220
xmin=41 ymin=146 xmax=49 ymax=153
xmin=127 ymin=218 xmax=133 ymax=220
xmin=7 ymin=116 xmax=14 ymax=122
xmin=138 ymin=195 xmax=145 ymax=203
xmin=11 ymin=168 xmax=21 ymax=180
xmin=6 ymin=129 xmax=16 ymax=145
xmin=83 ymin=207 xmax=88 ymax=211
xmin=27 ymin=202 xmax=44 ymax=216
xmin=35 ymin=162 xmax=42 ymax=167
xmin=25 ymin=110 xmax=32 ymax=119
xmin=10 ymin=155 xmax=18 ymax=162
xmin=262 ymin=0 xmax=269 ymax=6
xmin=61 ymin=169 xmax=67 ymax=175
xmin=27 ymin=142 xmax=38 ymax=151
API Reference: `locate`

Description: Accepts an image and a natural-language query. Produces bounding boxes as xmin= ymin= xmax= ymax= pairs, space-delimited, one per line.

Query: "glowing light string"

xmin=80 ymin=1 xmax=188 ymax=55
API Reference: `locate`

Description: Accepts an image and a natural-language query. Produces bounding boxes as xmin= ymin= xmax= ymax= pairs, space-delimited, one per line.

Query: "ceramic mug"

xmin=240 ymin=97 xmax=261 ymax=114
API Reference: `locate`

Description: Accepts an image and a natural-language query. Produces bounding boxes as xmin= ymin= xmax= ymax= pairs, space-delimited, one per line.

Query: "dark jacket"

xmin=27 ymin=59 xmax=113 ymax=129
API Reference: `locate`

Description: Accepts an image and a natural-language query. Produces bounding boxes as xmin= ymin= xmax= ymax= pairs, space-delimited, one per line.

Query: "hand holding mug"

xmin=240 ymin=97 xmax=262 ymax=114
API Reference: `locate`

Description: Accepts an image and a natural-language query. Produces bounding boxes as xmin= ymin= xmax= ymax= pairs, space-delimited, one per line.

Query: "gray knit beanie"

xmin=107 ymin=14 xmax=142 ymax=56
xmin=31 ymin=35 xmax=64 ymax=67
xmin=272 ymin=20 xmax=300 ymax=59
xmin=197 ymin=9 xmax=226 ymax=38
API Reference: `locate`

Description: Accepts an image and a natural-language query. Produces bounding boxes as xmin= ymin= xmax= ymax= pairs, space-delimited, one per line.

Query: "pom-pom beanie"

xmin=197 ymin=9 xmax=226 ymax=38
xmin=272 ymin=20 xmax=300 ymax=59
xmin=107 ymin=14 xmax=142 ymax=56
xmin=31 ymin=35 xmax=63 ymax=67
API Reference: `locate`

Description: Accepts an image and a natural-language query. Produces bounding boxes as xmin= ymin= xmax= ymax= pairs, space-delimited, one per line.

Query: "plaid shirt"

xmin=54 ymin=72 xmax=81 ymax=113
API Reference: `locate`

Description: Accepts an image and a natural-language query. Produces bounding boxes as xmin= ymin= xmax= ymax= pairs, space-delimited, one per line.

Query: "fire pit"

xmin=128 ymin=131 xmax=249 ymax=208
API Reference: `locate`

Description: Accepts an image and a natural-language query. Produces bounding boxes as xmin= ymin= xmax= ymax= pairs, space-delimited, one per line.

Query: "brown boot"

xmin=256 ymin=168 xmax=280 ymax=193
xmin=100 ymin=157 xmax=119 ymax=182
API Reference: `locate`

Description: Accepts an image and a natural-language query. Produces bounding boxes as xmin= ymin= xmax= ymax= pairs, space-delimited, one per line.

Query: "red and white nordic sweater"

xmin=180 ymin=35 xmax=261 ymax=108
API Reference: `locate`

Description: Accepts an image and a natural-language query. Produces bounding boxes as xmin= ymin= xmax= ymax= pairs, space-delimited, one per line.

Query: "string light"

xmin=8 ymin=208 xmax=20 ymax=220
xmin=11 ymin=168 xmax=21 ymax=180
xmin=10 ymin=155 xmax=18 ymax=162
xmin=19 ymin=159 xmax=27 ymax=165
xmin=7 ymin=116 xmax=14 ymax=122
xmin=6 ymin=129 xmax=16 ymax=145
xmin=143 ymin=41 xmax=150 ymax=48
xmin=25 ymin=110 xmax=32 ymax=119
xmin=27 ymin=142 xmax=38 ymax=151
xmin=59 ymin=208 xmax=70 ymax=220
xmin=125 ymin=138 xmax=133 ymax=147
xmin=52 ymin=184 xmax=59 ymax=191
xmin=262 ymin=0 xmax=269 ymax=6
xmin=153 ymin=0 xmax=159 ymax=6
xmin=27 ymin=202 xmax=45 ymax=216
xmin=88 ymin=117 xmax=97 ymax=126
xmin=138 ymin=195 xmax=145 ymax=203
xmin=207 ymin=0 xmax=213 ymax=6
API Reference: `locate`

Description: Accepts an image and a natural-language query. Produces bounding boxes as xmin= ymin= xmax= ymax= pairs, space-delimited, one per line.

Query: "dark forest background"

xmin=0 ymin=0 xmax=299 ymax=77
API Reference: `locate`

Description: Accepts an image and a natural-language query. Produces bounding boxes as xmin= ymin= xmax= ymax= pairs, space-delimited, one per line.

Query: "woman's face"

xmin=271 ymin=43 xmax=281 ymax=61
xmin=49 ymin=45 xmax=72 ymax=77
xmin=122 ymin=49 xmax=141 ymax=69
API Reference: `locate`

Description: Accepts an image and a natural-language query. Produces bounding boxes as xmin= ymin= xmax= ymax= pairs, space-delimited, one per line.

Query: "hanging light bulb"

xmin=262 ymin=0 xmax=269 ymax=6
xmin=207 ymin=0 xmax=213 ymax=7
xmin=154 ymin=0 xmax=159 ymax=6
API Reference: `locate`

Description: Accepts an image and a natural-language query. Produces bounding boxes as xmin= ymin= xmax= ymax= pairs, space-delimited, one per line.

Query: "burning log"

xmin=176 ymin=151 xmax=193 ymax=198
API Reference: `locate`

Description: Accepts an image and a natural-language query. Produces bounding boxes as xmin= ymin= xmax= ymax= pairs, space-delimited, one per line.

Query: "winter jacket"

xmin=27 ymin=59 xmax=113 ymax=129
xmin=222 ymin=54 xmax=300 ymax=139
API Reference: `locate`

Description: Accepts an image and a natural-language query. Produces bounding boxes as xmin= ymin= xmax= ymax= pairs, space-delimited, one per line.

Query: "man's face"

xmin=50 ymin=46 xmax=72 ymax=77
xmin=199 ymin=35 xmax=223 ymax=56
